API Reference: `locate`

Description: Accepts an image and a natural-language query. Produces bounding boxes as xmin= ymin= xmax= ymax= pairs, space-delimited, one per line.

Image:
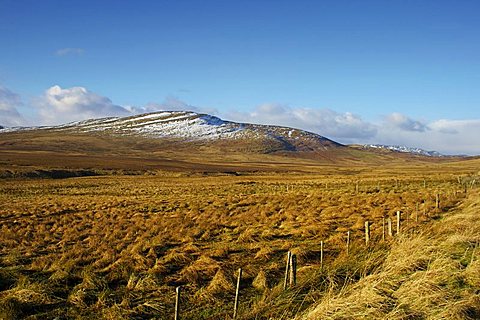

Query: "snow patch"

xmin=0 ymin=111 xmax=333 ymax=148
xmin=364 ymin=144 xmax=443 ymax=157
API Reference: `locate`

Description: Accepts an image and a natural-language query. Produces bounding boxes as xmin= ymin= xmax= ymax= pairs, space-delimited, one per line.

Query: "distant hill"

xmin=1 ymin=111 xmax=343 ymax=153
xmin=0 ymin=111 xmax=466 ymax=176
xmin=362 ymin=144 xmax=444 ymax=157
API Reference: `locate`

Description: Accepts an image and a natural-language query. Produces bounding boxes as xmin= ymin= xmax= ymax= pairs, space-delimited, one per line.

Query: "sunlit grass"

xmin=0 ymin=167 xmax=478 ymax=319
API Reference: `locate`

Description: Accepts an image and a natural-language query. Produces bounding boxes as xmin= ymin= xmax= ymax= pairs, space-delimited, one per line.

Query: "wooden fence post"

xmin=233 ymin=268 xmax=242 ymax=319
xmin=382 ymin=217 xmax=385 ymax=241
xmin=415 ymin=203 xmax=419 ymax=222
xmin=387 ymin=217 xmax=392 ymax=237
xmin=320 ymin=241 xmax=324 ymax=270
xmin=471 ymin=242 xmax=478 ymax=265
xmin=284 ymin=251 xmax=291 ymax=290
xmin=365 ymin=221 xmax=370 ymax=245
xmin=435 ymin=193 xmax=440 ymax=210
xmin=396 ymin=211 xmax=401 ymax=235
xmin=346 ymin=231 xmax=350 ymax=256
xmin=175 ymin=286 xmax=181 ymax=320
xmin=289 ymin=254 xmax=297 ymax=287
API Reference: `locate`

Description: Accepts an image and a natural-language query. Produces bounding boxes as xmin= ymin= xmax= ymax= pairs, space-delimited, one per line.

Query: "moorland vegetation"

xmin=1 ymin=160 xmax=479 ymax=319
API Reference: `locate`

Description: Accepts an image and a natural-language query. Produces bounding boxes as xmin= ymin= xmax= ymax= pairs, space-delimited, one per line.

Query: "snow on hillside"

xmin=1 ymin=112 xmax=450 ymax=156
xmin=65 ymin=111 xmax=245 ymax=139
xmin=364 ymin=144 xmax=443 ymax=157
xmin=0 ymin=111 xmax=333 ymax=146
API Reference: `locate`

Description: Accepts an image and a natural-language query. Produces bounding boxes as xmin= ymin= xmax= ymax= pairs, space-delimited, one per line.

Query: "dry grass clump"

xmin=196 ymin=268 xmax=235 ymax=302
xmin=464 ymin=259 xmax=480 ymax=287
xmin=0 ymin=277 xmax=61 ymax=320
xmin=0 ymin=297 xmax=24 ymax=320
xmin=254 ymin=245 xmax=276 ymax=260
xmin=178 ymin=255 xmax=221 ymax=286
xmin=152 ymin=250 xmax=193 ymax=276
xmin=252 ymin=270 xmax=270 ymax=291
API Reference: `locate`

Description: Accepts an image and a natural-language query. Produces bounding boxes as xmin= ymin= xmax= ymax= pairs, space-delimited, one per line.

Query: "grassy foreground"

xmin=0 ymin=167 xmax=478 ymax=319
xmin=298 ymin=189 xmax=480 ymax=320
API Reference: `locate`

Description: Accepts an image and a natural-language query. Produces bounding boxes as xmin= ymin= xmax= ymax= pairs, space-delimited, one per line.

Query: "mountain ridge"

xmin=2 ymin=110 xmax=450 ymax=157
xmin=362 ymin=144 xmax=444 ymax=157
xmin=1 ymin=111 xmax=463 ymax=176
xmin=0 ymin=111 xmax=343 ymax=153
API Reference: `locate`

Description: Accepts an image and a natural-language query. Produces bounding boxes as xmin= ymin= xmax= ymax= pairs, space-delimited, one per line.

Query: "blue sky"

xmin=1 ymin=0 xmax=480 ymax=154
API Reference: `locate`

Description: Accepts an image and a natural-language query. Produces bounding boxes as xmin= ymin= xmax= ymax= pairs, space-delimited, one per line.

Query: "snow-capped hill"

xmin=55 ymin=111 xmax=244 ymax=139
xmin=363 ymin=144 xmax=443 ymax=157
xmin=1 ymin=111 xmax=342 ymax=152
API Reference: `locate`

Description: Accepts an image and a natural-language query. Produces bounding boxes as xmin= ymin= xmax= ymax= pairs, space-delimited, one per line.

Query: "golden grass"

xmin=299 ymin=190 xmax=480 ymax=320
xmin=0 ymin=161 xmax=478 ymax=319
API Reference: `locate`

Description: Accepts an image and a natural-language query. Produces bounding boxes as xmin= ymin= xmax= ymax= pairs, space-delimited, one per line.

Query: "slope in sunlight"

xmin=1 ymin=111 xmax=461 ymax=177
xmin=1 ymin=111 xmax=343 ymax=153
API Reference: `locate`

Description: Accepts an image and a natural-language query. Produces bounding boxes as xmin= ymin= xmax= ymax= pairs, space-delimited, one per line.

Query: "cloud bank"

xmin=383 ymin=112 xmax=429 ymax=132
xmin=0 ymin=86 xmax=26 ymax=126
xmin=25 ymin=85 xmax=215 ymax=126
xmin=226 ymin=104 xmax=377 ymax=143
xmin=36 ymin=85 xmax=130 ymax=125
xmin=374 ymin=118 xmax=480 ymax=155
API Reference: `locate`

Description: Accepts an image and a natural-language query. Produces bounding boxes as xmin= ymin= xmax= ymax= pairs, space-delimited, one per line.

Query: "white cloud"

xmin=35 ymin=88 xmax=217 ymax=126
xmin=422 ymin=119 xmax=480 ymax=155
xmin=371 ymin=114 xmax=480 ymax=155
xmin=37 ymin=85 xmax=130 ymax=125
xmin=0 ymin=86 xmax=27 ymax=127
xmin=384 ymin=112 xmax=429 ymax=132
xmin=225 ymin=103 xmax=377 ymax=143
xmin=55 ymin=48 xmax=85 ymax=56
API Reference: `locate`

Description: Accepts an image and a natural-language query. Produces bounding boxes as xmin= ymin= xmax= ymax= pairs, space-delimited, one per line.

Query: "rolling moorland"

xmin=0 ymin=111 xmax=461 ymax=178
xmin=0 ymin=112 xmax=479 ymax=319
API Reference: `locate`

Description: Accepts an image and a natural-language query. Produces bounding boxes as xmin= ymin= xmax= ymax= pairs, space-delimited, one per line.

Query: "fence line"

xmin=171 ymin=185 xmax=469 ymax=318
